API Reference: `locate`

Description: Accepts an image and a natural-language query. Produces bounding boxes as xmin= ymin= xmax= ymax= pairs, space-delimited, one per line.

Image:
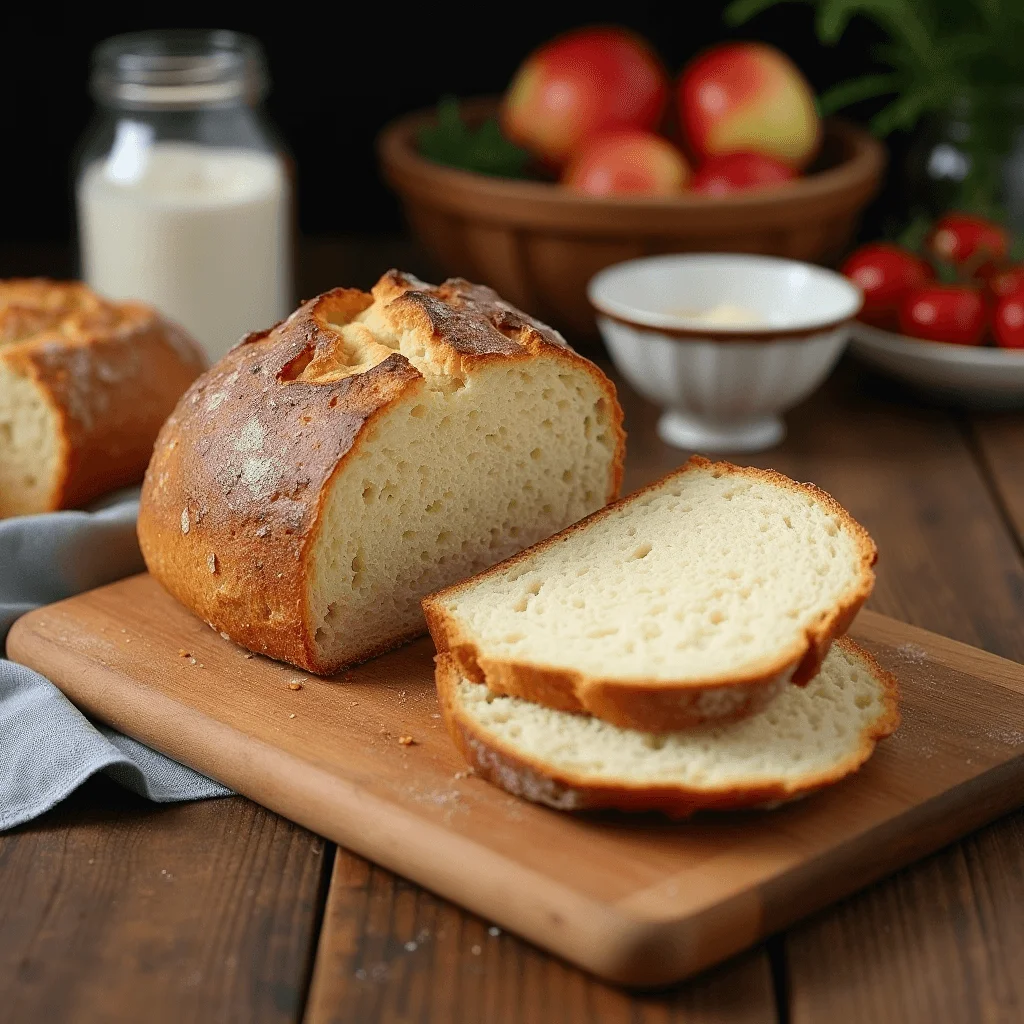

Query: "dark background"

xmin=4 ymin=2 xmax=894 ymax=245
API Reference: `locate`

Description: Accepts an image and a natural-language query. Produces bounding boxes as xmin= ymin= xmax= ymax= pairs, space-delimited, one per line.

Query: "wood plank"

xmin=305 ymin=850 xmax=777 ymax=1024
xmin=785 ymin=814 xmax=1024 ymax=1024
xmin=0 ymin=777 xmax=329 ymax=1023
xmin=9 ymin=574 xmax=1024 ymax=990
xmin=970 ymin=411 xmax=1024 ymax=551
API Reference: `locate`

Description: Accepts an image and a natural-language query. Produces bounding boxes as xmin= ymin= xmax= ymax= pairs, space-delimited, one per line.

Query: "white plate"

xmin=851 ymin=322 xmax=1024 ymax=408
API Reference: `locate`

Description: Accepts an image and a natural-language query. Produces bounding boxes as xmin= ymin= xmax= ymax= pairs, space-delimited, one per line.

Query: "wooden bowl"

xmin=377 ymin=98 xmax=886 ymax=338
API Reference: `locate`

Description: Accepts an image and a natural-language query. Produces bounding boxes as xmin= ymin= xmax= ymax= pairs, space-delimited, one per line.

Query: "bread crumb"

xmin=398 ymin=735 xmax=416 ymax=746
xmin=288 ymin=681 xmax=303 ymax=690
xmin=220 ymin=631 xmax=230 ymax=640
xmin=488 ymin=926 xmax=501 ymax=937
xmin=404 ymin=941 xmax=417 ymax=952
xmin=471 ymin=945 xmax=481 ymax=955
xmin=207 ymin=552 xmax=218 ymax=574
xmin=244 ymin=653 xmax=255 ymax=659
xmin=289 ymin=713 xmax=296 ymax=719
xmin=180 ymin=509 xmax=190 ymax=534
xmin=189 ymin=657 xmax=198 ymax=665
xmin=178 ymin=649 xmax=190 ymax=657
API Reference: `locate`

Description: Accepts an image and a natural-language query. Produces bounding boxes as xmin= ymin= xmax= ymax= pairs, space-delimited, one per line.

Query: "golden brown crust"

xmin=435 ymin=637 xmax=901 ymax=818
xmin=0 ymin=279 xmax=206 ymax=514
xmin=138 ymin=270 xmax=625 ymax=674
xmin=422 ymin=456 xmax=877 ymax=731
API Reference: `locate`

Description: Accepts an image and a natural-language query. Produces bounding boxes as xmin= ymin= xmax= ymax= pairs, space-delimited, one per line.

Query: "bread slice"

xmin=424 ymin=457 xmax=877 ymax=732
xmin=0 ymin=279 xmax=205 ymax=518
xmin=436 ymin=637 xmax=899 ymax=816
xmin=139 ymin=271 xmax=625 ymax=674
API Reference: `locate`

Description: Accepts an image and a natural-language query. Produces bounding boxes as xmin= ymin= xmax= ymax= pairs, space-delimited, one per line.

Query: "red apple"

xmin=677 ymin=42 xmax=821 ymax=170
xmin=501 ymin=27 xmax=668 ymax=167
xmin=562 ymin=131 xmax=690 ymax=196
xmin=689 ymin=151 xmax=796 ymax=195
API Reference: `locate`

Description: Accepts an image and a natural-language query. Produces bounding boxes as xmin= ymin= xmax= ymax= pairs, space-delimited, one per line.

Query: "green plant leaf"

xmin=723 ymin=0 xmax=795 ymax=25
xmin=869 ymin=89 xmax=937 ymax=136
xmin=896 ymin=214 xmax=933 ymax=252
xmin=464 ymin=118 xmax=531 ymax=177
xmin=417 ymin=97 xmax=530 ymax=178
xmin=816 ymin=0 xmax=935 ymax=60
xmin=819 ymin=72 xmax=903 ymax=113
xmin=932 ymin=33 xmax=993 ymax=64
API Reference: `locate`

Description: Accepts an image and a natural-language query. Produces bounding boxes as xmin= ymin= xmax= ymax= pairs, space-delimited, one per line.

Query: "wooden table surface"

xmin=2 ymin=241 xmax=1024 ymax=1023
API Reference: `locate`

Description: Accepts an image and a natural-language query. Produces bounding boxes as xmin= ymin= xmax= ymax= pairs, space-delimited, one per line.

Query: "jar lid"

xmin=90 ymin=30 xmax=268 ymax=110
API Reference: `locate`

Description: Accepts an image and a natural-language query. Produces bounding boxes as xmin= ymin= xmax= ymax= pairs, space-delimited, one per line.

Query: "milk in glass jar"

xmin=75 ymin=31 xmax=292 ymax=362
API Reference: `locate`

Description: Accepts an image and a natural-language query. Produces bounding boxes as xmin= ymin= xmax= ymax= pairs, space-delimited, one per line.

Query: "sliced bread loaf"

xmin=424 ymin=457 xmax=877 ymax=731
xmin=139 ymin=271 xmax=624 ymax=673
xmin=436 ymin=637 xmax=899 ymax=816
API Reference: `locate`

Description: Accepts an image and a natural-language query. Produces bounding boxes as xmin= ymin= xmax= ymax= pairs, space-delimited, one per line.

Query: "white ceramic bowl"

xmin=851 ymin=322 xmax=1024 ymax=408
xmin=588 ymin=254 xmax=863 ymax=452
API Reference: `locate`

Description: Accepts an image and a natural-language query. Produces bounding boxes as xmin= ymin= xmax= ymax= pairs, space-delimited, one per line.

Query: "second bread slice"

xmin=435 ymin=637 xmax=899 ymax=816
xmin=423 ymin=457 xmax=877 ymax=731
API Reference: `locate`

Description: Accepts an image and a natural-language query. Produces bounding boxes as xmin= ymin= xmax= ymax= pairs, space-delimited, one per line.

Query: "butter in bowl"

xmin=588 ymin=253 xmax=863 ymax=452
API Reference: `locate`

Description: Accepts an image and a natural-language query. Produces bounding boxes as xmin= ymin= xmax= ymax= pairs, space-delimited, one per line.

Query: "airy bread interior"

xmin=307 ymin=337 xmax=620 ymax=667
xmin=0 ymin=361 xmax=59 ymax=519
xmin=430 ymin=460 xmax=874 ymax=687
xmin=441 ymin=638 xmax=898 ymax=808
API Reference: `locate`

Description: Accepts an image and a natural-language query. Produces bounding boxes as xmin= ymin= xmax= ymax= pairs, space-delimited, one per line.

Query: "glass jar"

xmin=905 ymin=88 xmax=1024 ymax=234
xmin=75 ymin=30 xmax=293 ymax=362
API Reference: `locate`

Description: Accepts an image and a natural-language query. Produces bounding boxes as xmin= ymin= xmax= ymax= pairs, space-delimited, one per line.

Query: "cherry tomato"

xmin=898 ymin=285 xmax=987 ymax=346
xmin=992 ymin=289 xmax=1024 ymax=349
xmin=689 ymin=152 xmax=796 ymax=195
xmin=986 ymin=265 xmax=1024 ymax=302
xmin=926 ymin=213 xmax=1009 ymax=274
xmin=841 ymin=243 xmax=934 ymax=330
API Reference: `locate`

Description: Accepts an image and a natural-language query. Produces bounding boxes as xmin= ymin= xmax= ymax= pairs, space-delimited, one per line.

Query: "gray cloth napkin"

xmin=0 ymin=491 xmax=230 ymax=831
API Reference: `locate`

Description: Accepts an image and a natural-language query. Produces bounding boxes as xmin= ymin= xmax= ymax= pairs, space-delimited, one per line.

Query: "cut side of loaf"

xmin=424 ymin=457 xmax=877 ymax=731
xmin=139 ymin=271 xmax=625 ymax=674
xmin=0 ymin=279 xmax=205 ymax=518
xmin=0 ymin=360 xmax=60 ymax=518
xmin=436 ymin=637 xmax=900 ymax=817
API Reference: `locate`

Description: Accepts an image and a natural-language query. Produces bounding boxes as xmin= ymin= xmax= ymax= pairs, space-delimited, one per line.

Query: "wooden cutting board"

xmin=8 ymin=574 xmax=1024 ymax=988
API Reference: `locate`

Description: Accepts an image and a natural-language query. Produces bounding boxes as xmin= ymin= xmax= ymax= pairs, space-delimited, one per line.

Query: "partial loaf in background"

xmin=436 ymin=637 xmax=900 ymax=817
xmin=138 ymin=271 xmax=625 ymax=674
xmin=424 ymin=457 xmax=877 ymax=731
xmin=0 ymin=279 xmax=206 ymax=518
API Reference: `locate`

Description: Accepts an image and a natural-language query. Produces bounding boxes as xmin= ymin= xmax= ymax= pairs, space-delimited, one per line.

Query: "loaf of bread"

xmin=424 ymin=457 xmax=876 ymax=731
xmin=138 ymin=271 xmax=625 ymax=673
xmin=435 ymin=637 xmax=900 ymax=816
xmin=0 ymin=279 xmax=206 ymax=518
